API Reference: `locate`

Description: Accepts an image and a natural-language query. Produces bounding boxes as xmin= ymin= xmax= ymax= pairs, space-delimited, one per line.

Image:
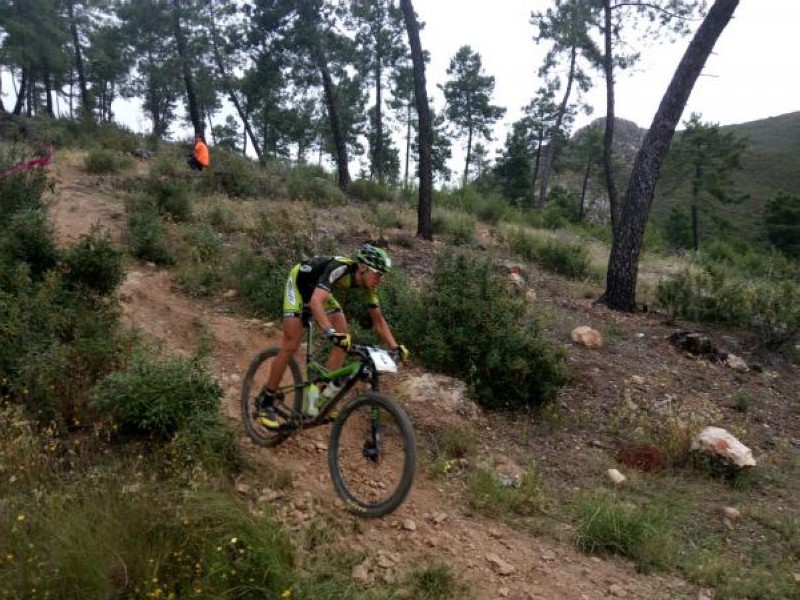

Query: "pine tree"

xmin=441 ymin=46 xmax=505 ymax=188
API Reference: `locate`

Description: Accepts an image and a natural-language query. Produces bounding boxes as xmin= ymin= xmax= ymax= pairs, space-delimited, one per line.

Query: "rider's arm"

xmin=368 ymin=306 xmax=398 ymax=349
xmin=308 ymin=287 xmax=336 ymax=332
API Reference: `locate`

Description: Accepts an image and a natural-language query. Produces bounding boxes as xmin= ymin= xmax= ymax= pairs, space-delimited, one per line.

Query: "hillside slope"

xmin=48 ymin=150 xmax=800 ymax=599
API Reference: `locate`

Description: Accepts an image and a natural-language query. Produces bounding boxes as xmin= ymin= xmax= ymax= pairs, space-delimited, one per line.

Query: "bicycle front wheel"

xmin=241 ymin=347 xmax=303 ymax=447
xmin=328 ymin=392 xmax=416 ymax=518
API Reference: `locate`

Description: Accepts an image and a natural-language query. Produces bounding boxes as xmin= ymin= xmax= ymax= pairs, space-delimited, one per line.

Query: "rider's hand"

xmin=391 ymin=344 xmax=410 ymax=363
xmin=324 ymin=328 xmax=352 ymax=351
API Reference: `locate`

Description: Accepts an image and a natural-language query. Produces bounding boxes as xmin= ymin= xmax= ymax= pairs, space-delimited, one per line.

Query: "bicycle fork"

xmin=363 ymin=406 xmax=383 ymax=463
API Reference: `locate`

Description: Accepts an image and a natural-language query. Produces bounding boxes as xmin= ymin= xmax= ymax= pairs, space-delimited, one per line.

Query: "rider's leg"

xmin=257 ymin=316 xmax=302 ymax=429
xmin=325 ymin=311 xmax=348 ymax=371
xmin=266 ymin=316 xmax=303 ymax=391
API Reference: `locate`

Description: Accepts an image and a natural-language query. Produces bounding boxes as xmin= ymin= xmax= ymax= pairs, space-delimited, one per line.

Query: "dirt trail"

xmin=48 ymin=153 xmax=696 ymax=600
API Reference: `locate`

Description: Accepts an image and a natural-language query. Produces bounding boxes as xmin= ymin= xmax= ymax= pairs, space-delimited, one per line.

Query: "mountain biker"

xmin=257 ymin=243 xmax=409 ymax=429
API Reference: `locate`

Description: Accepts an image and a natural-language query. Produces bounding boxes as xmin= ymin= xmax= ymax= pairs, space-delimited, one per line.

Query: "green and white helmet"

xmin=355 ymin=243 xmax=392 ymax=273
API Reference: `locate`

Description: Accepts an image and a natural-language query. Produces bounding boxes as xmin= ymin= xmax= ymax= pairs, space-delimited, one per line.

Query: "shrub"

xmin=537 ymin=239 xmax=590 ymax=279
xmin=287 ymin=166 xmax=345 ymax=206
xmin=382 ymin=253 xmax=567 ymax=410
xmin=91 ymin=353 xmax=222 ymax=439
xmin=163 ymin=412 xmax=242 ymax=475
xmin=204 ymin=150 xmax=286 ymax=199
xmin=656 ymin=267 xmax=800 ymax=347
xmin=369 ymin=204 xmax=405 ymax=231
xmin=506 ymin=228 xmax=589 ymax=279
xmin=232 ymin=250 xmax=294 ymax=319
xmin=349 ymin=178 xmax=395 ymax=203
xmin=0 ymin=208 xmax=59 ymax=280
xmin=0 ymin=150 xmax=50 ymax=219
xmin=432 ymin=209 xmax=476 ymax=246
xmin=471 ymin=193 xmax=511 ymax=225
xmin=83 ymin=148 xmax=131 ymax=174
xmin=62 ymin=227 xmax=124 ymax=295
xmin=147 ymin=177 xmax=192 ymax=222
xmin=125 ymin=198 xmax=174 ymax=265
xmin=765 ymin=192 xmax=800 ymax=259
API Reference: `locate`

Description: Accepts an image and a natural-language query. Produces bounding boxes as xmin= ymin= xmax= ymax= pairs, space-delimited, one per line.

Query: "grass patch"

xmin=576 ymin=490 xmax=673 ymax=572
xmin=466 ymin=467 xmax=543 ymax=519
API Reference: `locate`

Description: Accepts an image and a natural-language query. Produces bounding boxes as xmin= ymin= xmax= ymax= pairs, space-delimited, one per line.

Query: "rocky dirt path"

xmin=48 ymin=153 xmax=697 ymax=600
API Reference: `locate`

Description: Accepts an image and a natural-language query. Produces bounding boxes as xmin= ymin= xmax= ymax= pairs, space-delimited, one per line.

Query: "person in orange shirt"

xmin=187 ymin=135 xmax=209 ymax=171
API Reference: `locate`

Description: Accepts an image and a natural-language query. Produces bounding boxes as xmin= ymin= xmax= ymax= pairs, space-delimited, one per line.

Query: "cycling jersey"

xmin=283 ymin=256 xmax=379 ymax=318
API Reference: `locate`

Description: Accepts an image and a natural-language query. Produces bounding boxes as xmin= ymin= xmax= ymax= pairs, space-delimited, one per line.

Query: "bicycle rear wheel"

xmin=241 ymin=347 xmax=303 ymax=447
xmin=328 ymin=392 xmax=416 ymax=518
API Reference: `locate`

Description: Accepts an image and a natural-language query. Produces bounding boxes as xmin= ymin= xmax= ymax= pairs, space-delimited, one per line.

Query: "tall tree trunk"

xmin=44 ymin=72 xmax=54 ymax=117
xmin=537 ymin=45 xmax=577 ymax=209
xmin=691 ymin=163 xmax=703 ymax=250
xmin=13 ymin=68 xmax=28 ymax=116
xmin=462 ymin=118 xmax=473 ymax=188
xmin=603 ymin=0 xmax=739 ymax=312
xmin=172 ymin=0 xmax=202 ymax=137
xmin=579 ymin=156 xmax=592 ymax=222
xmin=208 ymin=0 xmax=263 ymax=160
xmin=319 ymin=62 xmax=351 ymax=191
xmin=400 ymin=0 xmax=432 ymax=240
xmin=530 ymin=132 xmax=543 ymax=209
xmin=375 ymin=59 xmax=384 ymax=182
xmin=404 ymin=103 xmax=411 ymax=187
xmin=602 ymin=0 xmax=621 ymax=233
xmin=68 ymin=0 xmax=91 ymax=117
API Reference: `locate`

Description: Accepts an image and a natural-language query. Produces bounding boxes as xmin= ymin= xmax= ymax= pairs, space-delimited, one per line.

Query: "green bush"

xmin=91 ymin=353 xmax=222 ymax=439
xmin=147 ymin=177 xmax=192 ymax=221
xmin=287 ymin=165 xmax=345 ymax=206
xmin=537 ymin=239 xmax=590 ymax=279
xmin=350 ymin=178 xmax=395 ymax=203
xmin=125 ymin=197 xmax=174 ymax=265
xmin=369 ymin=204 xmax=406 ymax=231
xmin=204 ymin=149 xmax=286 ymax=199
xmin=382 ymin=253 xmax=567 ymax=410
xmin=0 ymin=271 xmax=123 ymax=426
xmin=83 ymin=148 xmax=131 ymax=174
xmin=0 ymin=208 xmax=60 ymax=281
xmin=0 ymin=150 xmax=50 ymax=219
xmin=506 ymin=228 xmax=589 ymax=279
xmin=432 ymin=209 xmax=476 ymax=246
xmin=656 ymin=267 xmax=800 ymax=348
xmin=62 ymin=227 xmax=124 ymax=295
xmin=164 ymin=412 xmax=242 ymax=475
xmin=765 ymin=192 xmax=800 ymax=259
xmin=233 ymin=250 xmax=293 ymax=319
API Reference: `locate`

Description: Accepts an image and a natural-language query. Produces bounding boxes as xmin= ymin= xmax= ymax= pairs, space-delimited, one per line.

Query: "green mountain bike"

xmin=241 ymin=319 xmax=416 ymax=518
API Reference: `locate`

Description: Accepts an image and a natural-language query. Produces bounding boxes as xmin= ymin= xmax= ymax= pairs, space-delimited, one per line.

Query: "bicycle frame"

xmin=274 ymin=320 xmax=382 ymax=431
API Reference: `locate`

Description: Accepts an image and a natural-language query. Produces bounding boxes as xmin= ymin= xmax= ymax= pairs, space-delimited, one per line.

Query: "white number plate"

xmin=368 ymin=348 xmax=398 ymax=373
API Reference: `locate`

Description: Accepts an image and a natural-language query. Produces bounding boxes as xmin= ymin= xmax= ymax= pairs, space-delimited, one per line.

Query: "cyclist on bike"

xmin=257 ymin=243 xmax=409 ymax=429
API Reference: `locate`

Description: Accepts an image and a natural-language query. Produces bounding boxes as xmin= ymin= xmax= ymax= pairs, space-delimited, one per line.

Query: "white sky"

xmin=5 ymin=1 xmax=792 ymax=176
xmin=414 ymin=0 xmax=800 ymax=151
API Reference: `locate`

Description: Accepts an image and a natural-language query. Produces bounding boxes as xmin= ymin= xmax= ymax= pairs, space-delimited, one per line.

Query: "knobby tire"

xmin=241 ymin=347 xmax=303 ymax=447
xmin=328 ymin=392 xmax=416 ymax=518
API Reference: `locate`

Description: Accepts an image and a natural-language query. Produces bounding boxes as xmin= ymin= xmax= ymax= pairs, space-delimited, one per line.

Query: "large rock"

xmin=691 ymin=426 xmax=756 ymax=468
xmin=571 ymin=326 xmax=603 ymax=349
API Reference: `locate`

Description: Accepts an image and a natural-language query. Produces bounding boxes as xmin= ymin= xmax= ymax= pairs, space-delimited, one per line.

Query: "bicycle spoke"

xmin=241 ymin=348 xmax=303 ymax=447
xmin=329 ymin=393 xmax=415 ymax=517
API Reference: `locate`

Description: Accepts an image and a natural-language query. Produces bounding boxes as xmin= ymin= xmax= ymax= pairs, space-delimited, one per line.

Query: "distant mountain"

xmin=572 ymin=117 xmax=647 ymax=161
xmin=571 ymin=112 xmax=800 ymax=245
